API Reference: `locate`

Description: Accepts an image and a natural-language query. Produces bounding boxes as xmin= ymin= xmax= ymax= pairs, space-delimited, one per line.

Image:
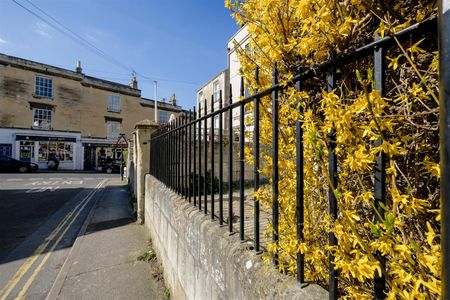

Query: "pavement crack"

xmin=67 ymin=260 xmax=137 ymax=278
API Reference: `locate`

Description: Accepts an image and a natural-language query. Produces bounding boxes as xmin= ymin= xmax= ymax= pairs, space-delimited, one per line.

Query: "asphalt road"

xmin=0 ymin=172 xmax=116 ymax=300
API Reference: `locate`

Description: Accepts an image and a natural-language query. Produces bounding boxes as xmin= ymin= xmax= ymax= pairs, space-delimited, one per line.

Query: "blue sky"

xmin=0 ymin=0 xmax=239 ymax=109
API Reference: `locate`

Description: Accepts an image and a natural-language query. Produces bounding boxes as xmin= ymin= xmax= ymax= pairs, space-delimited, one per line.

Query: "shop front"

xmin=82 ymin=139 xmax=127 ymax=172
xmin=15 ymin=134 xmax=82 ymax=170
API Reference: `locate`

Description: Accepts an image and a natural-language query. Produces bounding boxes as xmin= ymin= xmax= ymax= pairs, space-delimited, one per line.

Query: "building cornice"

xmin=0 ymin=53 xmax=141 ymax=97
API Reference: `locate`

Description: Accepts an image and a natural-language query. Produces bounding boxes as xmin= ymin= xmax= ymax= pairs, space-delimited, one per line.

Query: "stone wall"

xmin=144 ymin=175 xmax=328 ymax=300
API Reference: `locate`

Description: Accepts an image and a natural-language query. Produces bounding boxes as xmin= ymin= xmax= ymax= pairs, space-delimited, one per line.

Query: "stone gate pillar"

xmin=134 ymin=119 xmax=158 ymax=224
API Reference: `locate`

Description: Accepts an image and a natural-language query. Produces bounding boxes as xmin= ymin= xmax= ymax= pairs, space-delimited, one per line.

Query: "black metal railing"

xmin=150 ymin=17 xmax=438 ymax=299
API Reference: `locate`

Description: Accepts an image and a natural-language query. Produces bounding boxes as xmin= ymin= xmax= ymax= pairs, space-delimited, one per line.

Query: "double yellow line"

xmin=0 ymin=179 xmax=107 ymax=300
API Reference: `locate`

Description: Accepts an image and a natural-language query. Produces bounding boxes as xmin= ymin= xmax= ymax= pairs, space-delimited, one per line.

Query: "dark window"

xmin=0 ymin=144 xmax=12 ymax=157
xmin=108 ymin=95 xmax=121 ymax=112
xmin=35 ymin=76 xmax=53 ymax=98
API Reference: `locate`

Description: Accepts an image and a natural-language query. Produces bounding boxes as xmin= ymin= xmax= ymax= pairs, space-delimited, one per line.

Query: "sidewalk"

xmin=46 ymin=178 xmax=166 ymax=300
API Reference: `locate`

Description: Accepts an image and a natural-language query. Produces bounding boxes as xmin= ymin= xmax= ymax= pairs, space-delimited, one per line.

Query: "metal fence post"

xmin=440 ymin=1 xmax=450 ymax=298
xmin=188 ymin=110 xmax=192 ymax=202
xmin=204 ymin=99 xmax=208 ymax=214
xmin=198 ymin=105 xmax=202 ymax=211
xmin=228 ymin=83 xmax=234 ymax=233
xmin=193 ymin=106 xmax=197 ymax=206
xmin=219 ymin=91 xmax=224 ymax=226
xmin=211 ymin=95 xmax=215 ymax=221
xmin=327 ymin=66 xmax=338 ymax=300
xmin=295 ymin=66 xmax=305 ymax=283
xmin=239 ymin=76 xmax=245 ymax=241
xmin=254 ymin=67 xmax=261 ymax=253
xmin=272 ymin=65 xmax=279 ymax=266
xmin=374 ymin=34 xmax=386 ymax=299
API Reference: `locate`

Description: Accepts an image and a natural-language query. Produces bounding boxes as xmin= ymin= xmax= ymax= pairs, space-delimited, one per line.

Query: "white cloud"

xmin=34 ymin=22 xmax=51 ymax=38
xmin=0 ymin=37 xmax=7 ymax=44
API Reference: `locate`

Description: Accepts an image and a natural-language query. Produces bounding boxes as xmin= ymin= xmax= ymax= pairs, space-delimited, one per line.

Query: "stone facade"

xmin=0 ymin=53 xmax=182 ymax=170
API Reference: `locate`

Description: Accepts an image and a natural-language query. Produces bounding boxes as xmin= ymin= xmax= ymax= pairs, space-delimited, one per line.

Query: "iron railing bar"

xmin=327 ymin=66 xmax=338 ymax=300
xmin=193 ymin=106 xmax=197 ymax=207
xmin=219 ymin=90 xmax=224 ymax=226
xmin=188 ymin=110 xmax=192 ymax=202
xmin=295 ymin=65 xmax=305 ymax=284
xmin=374 ymin=34 xmax=386 ymax=300
xmin=150 ymin=17 xmax=437 ymax=141
xmin=228 ymin=83 xmax=234 ymax=233
xmin=198 ymin=104 xmax=202 ymax=211
xmin=184 ymin=113 xmax=189 ymax=198
xmin=204 ymin=99 xmax=208 ymax=214
xmin=272 ymin=65 xmax=279 ymax=266
xmin=239 ymin=76 xmax=245 ymax=241
xmin=254 ymin=67 xmax=261 ymax=253
xmin=210 ymin=94 xmax=215 ymax=221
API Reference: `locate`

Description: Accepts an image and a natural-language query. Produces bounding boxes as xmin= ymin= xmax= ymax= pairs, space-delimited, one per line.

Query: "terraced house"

xmin=0 ymin=53 xmax=181 ymax=170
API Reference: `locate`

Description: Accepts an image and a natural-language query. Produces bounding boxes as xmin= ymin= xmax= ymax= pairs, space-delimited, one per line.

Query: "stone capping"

xmin=144 ymin=175 xmax=328 ymax=300
xmin=134 ymin=119 xmax=158 ymax=129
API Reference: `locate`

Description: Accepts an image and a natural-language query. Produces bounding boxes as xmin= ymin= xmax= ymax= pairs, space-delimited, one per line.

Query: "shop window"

xmin=32 ymin=108 xmax=52 ymax=130
xmin=159 ymin=111 xmax=168 ymax=124
xmin=35 ymin=76 xmax=53 ymax=98
xmin=0 ymin=144 xmax=12 ymax=157
xmin=106 ymin=120 xmax=121 ymax=139
xmin=108 ymin=95 xmax=121 ymax=112
xmin=38 ymin=142 xmax=73 ymax=162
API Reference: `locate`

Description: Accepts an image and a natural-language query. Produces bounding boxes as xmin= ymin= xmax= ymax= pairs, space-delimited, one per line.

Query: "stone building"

xmin=196 ymin=69 xmax=229 ymax=131
xmin=0 ymin=53 xmax=181 ymax=170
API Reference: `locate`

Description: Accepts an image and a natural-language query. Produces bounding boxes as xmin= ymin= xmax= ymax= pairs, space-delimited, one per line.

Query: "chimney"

xmin=76 ymin=60 xmax=82 ymax=73
xmin=129 ymin=75 xmax=138 ymax=89
xmin=169 ymin=94 xmax=176 ymax=106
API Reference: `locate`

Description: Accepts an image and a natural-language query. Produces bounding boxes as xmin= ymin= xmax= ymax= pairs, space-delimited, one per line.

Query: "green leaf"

xmin=384 ymin=212 xmax=395 ymax=231
xmin=369 ymin=222 xmax=381 ymax=238
xmin=356 ymin=69 xmax=362 ymax=83
xmin=378 ymin=201 xmax=388 ymax=211
xmin=137 ymin=250 xmax=156 ymax=262
xmin=367 ymin=68 xmax=374 ymax=84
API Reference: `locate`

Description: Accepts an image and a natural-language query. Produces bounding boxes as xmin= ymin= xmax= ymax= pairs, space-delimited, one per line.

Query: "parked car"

xmin=0 ymin=154 xmax=39 ymax=173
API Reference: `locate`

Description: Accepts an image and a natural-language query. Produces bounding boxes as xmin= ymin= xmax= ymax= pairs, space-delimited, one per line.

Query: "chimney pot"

xmin=76 ymin=60 xmax=82 ymax=73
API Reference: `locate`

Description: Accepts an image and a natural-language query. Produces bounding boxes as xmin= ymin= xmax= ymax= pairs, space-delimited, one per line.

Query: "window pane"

xmin=108 ymin=95 xmax=121 ymax=112
xmin=33 ymin=108 xmax=52 ymax=129
xmin=107 ymin=121 xmax=121 ymax=138
xmin=35 ymin=76 xmax=52 ymax=97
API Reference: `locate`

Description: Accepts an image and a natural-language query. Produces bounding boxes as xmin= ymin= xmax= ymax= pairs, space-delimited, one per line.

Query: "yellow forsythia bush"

xmin=226 ymin=1 xmax=440 ymax=298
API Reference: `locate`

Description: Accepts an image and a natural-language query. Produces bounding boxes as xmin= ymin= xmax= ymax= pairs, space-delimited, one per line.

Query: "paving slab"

xmin=47 ymin=178 xmax=166 ymax=300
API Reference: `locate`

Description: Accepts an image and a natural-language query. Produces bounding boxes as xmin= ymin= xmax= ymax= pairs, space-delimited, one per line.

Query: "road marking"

xmin=27 ymin=178 xmax=43 ymax=181
xmin=15 ymin=180 xmax=106 ymax=299
xmin=26 ymin=186 xmax=60 ymax=193
xmin=6 ymin=179 xmax=23 ymax=182
xmin=0 ymin=179 xmax=107 ymax=300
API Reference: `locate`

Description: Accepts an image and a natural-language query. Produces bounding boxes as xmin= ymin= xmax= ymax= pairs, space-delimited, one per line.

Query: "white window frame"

xmin=197 ymin=92 xmax=203 ymax=117
xmin=108 ymin=95 xmax=121 ymax=112
xmin=159 ymin=111 xmax=168 ymax=124
xmin=35 ymin=76 xmax=53 ymax=98
xmin=106 ymin=120 xmax=122 ymax=139
xmin=32 ymin=108 xmax=52 ymax=130
xmin=213 ymin=80 xmax=220 ymax=103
